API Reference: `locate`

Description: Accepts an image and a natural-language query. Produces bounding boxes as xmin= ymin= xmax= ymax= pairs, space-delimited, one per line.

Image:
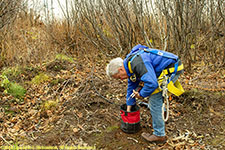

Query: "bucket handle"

xmin=120 ymin=110 xmax=128 ymax=116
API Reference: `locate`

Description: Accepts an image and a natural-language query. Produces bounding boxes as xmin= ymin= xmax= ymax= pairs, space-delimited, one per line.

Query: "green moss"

xmin=42 ymin=99 xmax=59 ymax=110
xmin=106 ymin=125 xmax=119 ymax=132
xmin=55 ymin=54 xmax=74 ymax=63
xmin=92 ymin=125 xmax=119 ymax=139
xmin=50 ymin=78 xmax=65 ymax=86
xmin=31 ymin=73 xmax=50 ymax=84
xmin=7 ymin=82 xmax=26 ymax=98
xmin=0 ymin=75 xmax=26 ymax=98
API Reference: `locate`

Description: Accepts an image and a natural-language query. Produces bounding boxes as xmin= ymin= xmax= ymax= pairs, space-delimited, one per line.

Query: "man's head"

xmin=106 ymin=57 xmax=128 ymax=80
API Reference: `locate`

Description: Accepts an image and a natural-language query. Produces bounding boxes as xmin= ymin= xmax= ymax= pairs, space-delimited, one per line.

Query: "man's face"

xmin=112 ymin=66 xmax=128 ymax=80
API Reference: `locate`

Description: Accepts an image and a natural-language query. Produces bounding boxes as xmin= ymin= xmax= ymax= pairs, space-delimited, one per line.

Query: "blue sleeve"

xmin=126 ymin=79 xmax=139 ymax=106
xmin=139 ymin=63 xmax=159 ymax=97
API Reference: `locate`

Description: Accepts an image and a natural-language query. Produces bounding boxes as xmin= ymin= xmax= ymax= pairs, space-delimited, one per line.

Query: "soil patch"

xmin=1 ymin=59 xmax=224 ymax=150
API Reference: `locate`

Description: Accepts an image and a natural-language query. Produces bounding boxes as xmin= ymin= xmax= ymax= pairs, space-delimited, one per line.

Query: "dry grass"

xmin=1 ymin=14 xmax=52 ymax=66
xmin=0 ymin=12 xmax=87 ymax=68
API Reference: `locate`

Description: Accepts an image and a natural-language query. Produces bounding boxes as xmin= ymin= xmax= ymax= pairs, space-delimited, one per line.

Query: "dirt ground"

xmin=29 ymin=91 xmax=224 ymax=150
xmin=0 ymin=58 xmax=224 ymax=150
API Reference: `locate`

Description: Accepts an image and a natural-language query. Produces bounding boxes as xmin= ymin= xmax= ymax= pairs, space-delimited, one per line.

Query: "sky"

xmin=27 ymin=0 xmax=156 ymax=21
xmin=27 ymin=0 xmax=71 ymax=20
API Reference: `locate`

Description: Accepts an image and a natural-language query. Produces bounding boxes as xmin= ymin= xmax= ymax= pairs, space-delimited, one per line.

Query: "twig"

xmin=90 ymin=66 xmax=115 ymax=105
xmin=61 ymin=76 xmax=91 ymax=108
xmin=59 ymin=78 xmax=73 ymax=96
xmin=188 ymin=66 xmax=207 ymax=83
xmin=168 ymin=141 xmax=186 ymax=147
xmin=54 ymin=78 xmax=72 ymax=96
xmin=127 ymin=137 xmax=138 ymax=143
xmin=71 ymin=76 xmax=91 ymax=97
xmin=72 ymin=110 xmax=80 ymax=124
xmin=0 ymin=135 xmax=12 ymax=146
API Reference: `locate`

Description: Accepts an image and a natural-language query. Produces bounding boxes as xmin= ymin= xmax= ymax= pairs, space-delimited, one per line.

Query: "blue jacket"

xmin=124 ymin=44 xmax=178 ymax=105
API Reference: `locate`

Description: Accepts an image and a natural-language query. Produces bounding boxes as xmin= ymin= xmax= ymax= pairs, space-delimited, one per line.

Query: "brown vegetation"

xmin=0 ymin=0 xmax=224 ymax=69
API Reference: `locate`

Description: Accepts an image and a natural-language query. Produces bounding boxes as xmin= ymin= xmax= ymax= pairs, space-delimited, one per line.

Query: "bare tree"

xmin=76 ymin=0 xmax=162 ymax=56
xmin=77 ymin=0 xmax=132 ymax=56
xmin=0 ymin=0 xmax=22 ymax=67
xmin=4 ymin=0 xmax=221 ymax=69
xmin=0 ymin=0 xmax=22 ymax=30
xmin=155 ymin=0 xmax=224 ymax=70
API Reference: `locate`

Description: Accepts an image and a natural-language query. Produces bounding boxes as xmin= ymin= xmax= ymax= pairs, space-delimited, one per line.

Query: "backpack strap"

xmin=128 ymin=48 xmax=178 ymax=74
xmin=143 ymin=48 xmax=178 ymax=60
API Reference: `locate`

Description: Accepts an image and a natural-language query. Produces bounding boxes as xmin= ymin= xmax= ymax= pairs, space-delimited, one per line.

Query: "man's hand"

xmin=132 ymin=89 xmax=142 ymax=99
xmin=127 ymin=105 xmax=132 ymax=112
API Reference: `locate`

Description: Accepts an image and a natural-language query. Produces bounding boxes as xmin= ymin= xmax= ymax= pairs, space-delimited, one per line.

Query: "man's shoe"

xmin=141 ymin=132 xmax=167 ymax=144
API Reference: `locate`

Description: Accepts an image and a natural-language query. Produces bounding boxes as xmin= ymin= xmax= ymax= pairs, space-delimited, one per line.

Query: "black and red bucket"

xmin=120 ymin=104 xmax=141 ymax=134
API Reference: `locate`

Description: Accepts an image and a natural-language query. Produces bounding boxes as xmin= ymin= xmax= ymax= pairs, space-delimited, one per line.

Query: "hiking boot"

xmin=141 ymin=132 xmax=167 ymax=144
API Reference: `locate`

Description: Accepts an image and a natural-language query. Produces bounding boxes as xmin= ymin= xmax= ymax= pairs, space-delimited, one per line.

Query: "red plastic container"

xmin=120 ymin=104 xmax=141 ymax=133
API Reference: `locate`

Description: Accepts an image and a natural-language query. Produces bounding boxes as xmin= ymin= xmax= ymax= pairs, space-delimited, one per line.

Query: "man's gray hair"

xmin=106 ymin=57 xmax=123 ymax=77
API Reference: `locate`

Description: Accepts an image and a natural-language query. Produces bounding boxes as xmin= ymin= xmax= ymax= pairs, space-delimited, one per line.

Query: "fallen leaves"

xmin=77 ymin=124 xmax=85 ymax=131
xmin=182 ymin=65 xmax=225 ymax=92
xmin=0 ymin=62 xmax=89 ymax=146
xmin=73 ymin=128 xmax=79 ymax=133
xmin=0 ymin=55 xmax=224 ymax=149
xmin=168 ymin=130 xmax=204 ymax=149
xmin=209 ymin=107 xmax=223 ymax=117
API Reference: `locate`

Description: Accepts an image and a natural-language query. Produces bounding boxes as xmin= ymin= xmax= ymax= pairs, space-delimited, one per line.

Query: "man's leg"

xmin=141 ymin=92 xmax=166 ymax=143
xmin=149 ymin=91 xmax=165 ymax=136
xmin=142 ymin=72 xmax=182 ymax=142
